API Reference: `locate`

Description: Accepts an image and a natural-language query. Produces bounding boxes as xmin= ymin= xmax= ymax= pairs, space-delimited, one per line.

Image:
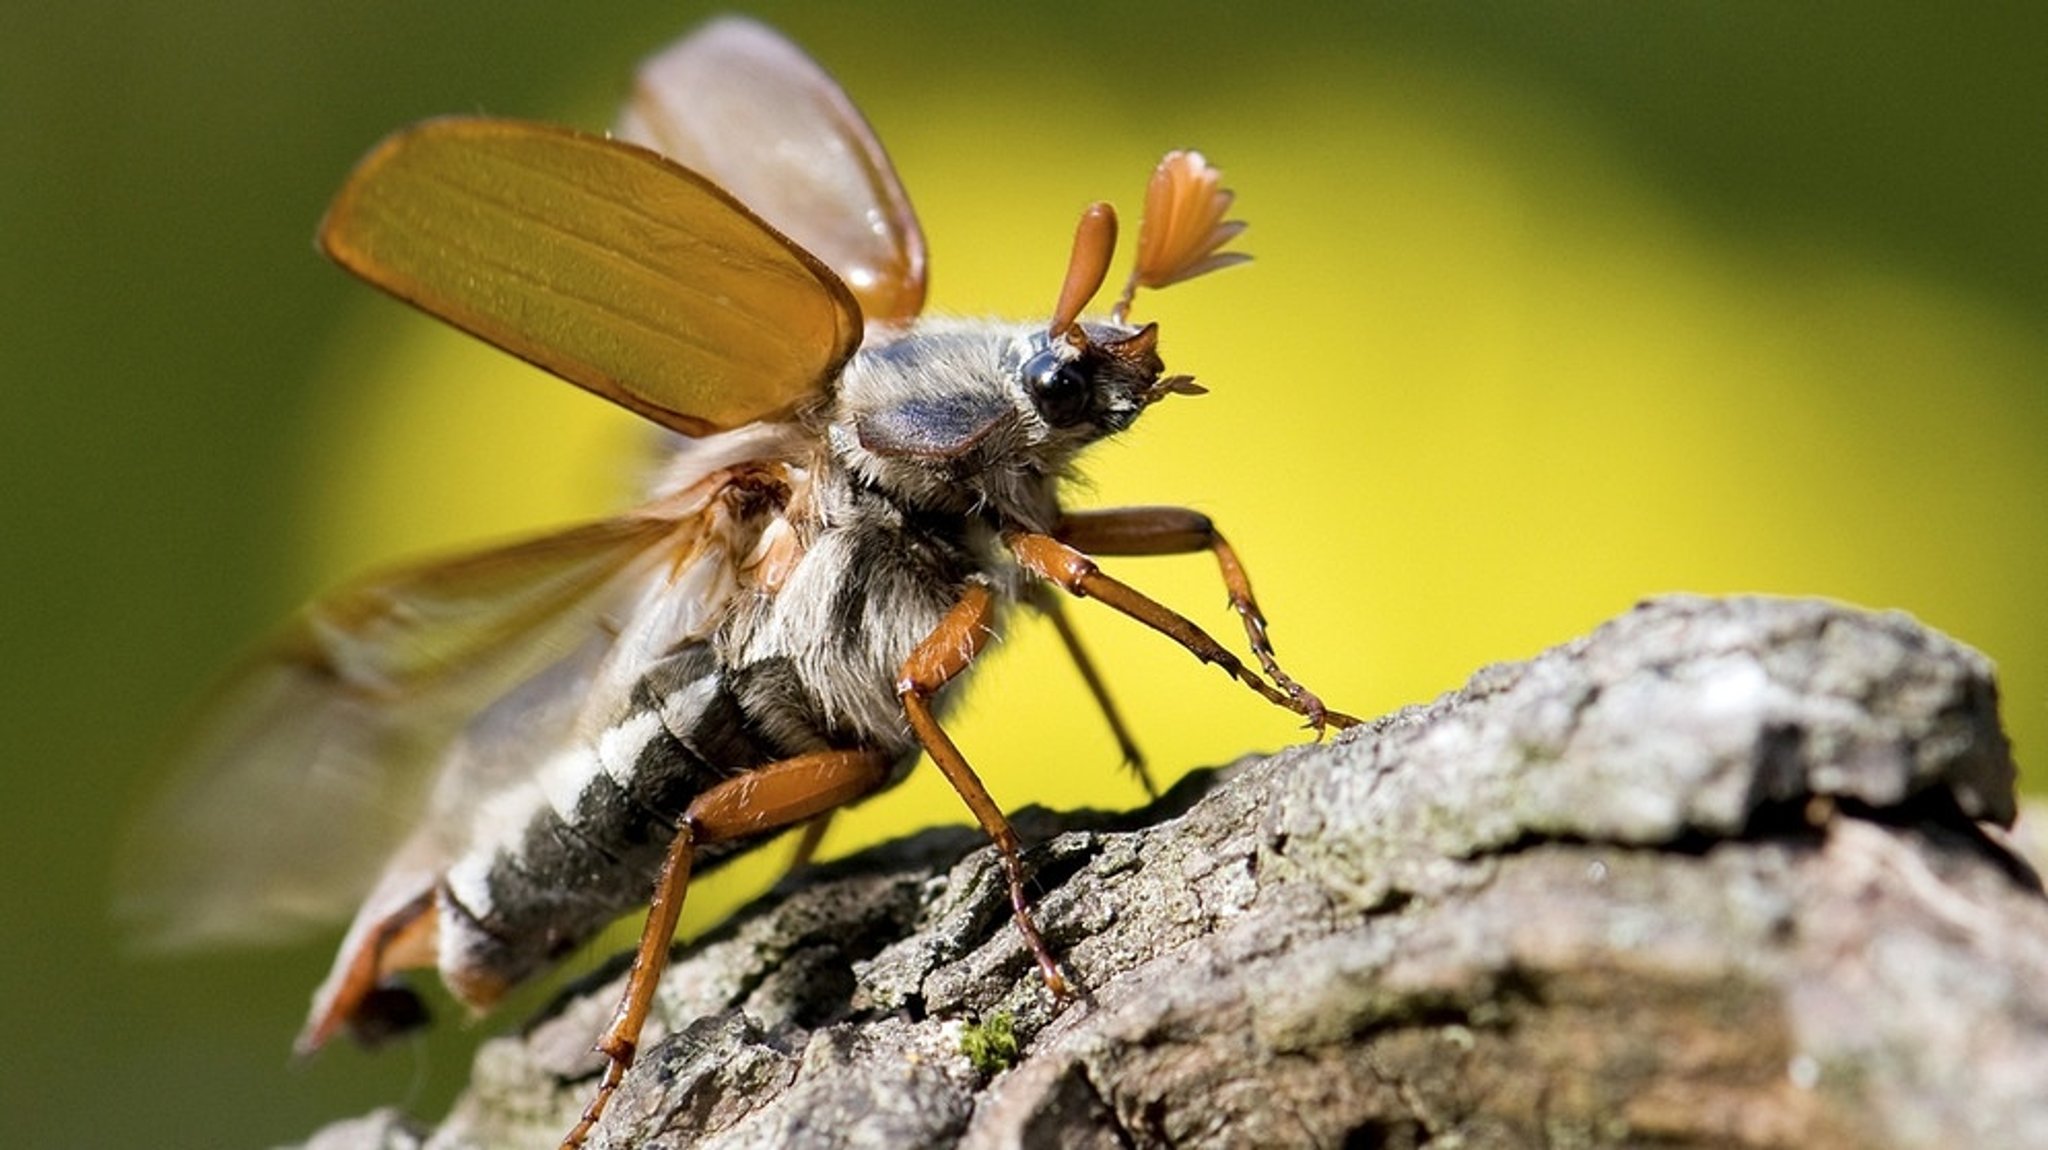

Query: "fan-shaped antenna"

xmin=1112 ymin=150 xmax=1249 ymax=324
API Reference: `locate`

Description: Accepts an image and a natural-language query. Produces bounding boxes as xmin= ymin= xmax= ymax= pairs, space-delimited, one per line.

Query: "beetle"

xmin=123 ymin=17 xmax=1352 ymax=1147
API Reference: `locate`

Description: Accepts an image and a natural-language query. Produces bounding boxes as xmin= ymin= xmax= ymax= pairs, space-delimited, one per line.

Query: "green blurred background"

xmin=5 ymin=3 xmax=2043 ymax=1146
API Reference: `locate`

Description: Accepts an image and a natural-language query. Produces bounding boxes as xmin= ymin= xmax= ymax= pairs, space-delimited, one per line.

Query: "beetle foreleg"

xmin=562 ymin=747 xmax=890 ymax=1150
xmin=1006 ymin=528 xmax=1355 ymax=732
xmin=1052 ymin=507 xmax=1355 ymax=731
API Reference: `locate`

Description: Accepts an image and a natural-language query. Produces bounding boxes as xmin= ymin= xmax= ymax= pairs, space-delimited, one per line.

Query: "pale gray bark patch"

xmin=287 ymin=595 xmax=2044 ymax=1150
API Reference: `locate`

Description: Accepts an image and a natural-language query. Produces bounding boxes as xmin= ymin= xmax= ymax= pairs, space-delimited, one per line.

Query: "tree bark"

xmin=294 ymin=595 xmax=2045 ymax=1150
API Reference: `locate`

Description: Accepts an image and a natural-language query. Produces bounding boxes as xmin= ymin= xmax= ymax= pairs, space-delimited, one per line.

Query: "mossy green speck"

xmin=959 ymin=1012 xmax=1020 ymax=1075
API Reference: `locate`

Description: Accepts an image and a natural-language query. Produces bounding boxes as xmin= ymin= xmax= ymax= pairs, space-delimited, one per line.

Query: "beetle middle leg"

xmin=783 ymin=813 xmax=835 ymax=873
xmin=1031 ymin=584 xmax=1155 ymax=798
xmin=562 ymin=747 xmax=889 ymax=1150
xmin=899 ymin=581 xmax=1070 ymax=997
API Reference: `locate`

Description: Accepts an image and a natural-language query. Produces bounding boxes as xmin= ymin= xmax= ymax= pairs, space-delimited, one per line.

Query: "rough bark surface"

xmin=293 ymin=595 xmax=2045 ymax=1150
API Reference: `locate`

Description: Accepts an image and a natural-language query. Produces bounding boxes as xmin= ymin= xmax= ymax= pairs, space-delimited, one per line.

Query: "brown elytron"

xmin=120 ymin=17 xmax=1354 ymax=1149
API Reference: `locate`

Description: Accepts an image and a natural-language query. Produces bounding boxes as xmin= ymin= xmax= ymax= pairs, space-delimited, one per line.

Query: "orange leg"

xmin=898 ymin=583 xmax=1070 ymax=997
xmin=1031 ymin=585 xmax=1155 ymax=798
xmin=1015 ymin=517 xmax=1357 ymax=732
xmin=1054 ymin=507 xmax=1349 ymax=729
xmin=784 ymin=813 xmax=835 ymax=874
xmin=561 ymin=748 xmax=889 ymax=1150
xmin=295 ymin=889 xmax=439 ymax=1055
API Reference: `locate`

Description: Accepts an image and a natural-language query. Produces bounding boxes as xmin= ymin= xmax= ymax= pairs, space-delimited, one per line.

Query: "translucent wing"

xmin=319 ymin=117 xmax=864 ymax=436
xmin=120 ymin=514 xmax=685 ymax=950
xmin=617 ymin=16 xmax=928 ymax=326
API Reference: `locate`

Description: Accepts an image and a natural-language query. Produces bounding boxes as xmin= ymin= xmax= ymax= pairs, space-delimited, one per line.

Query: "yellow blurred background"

xmin=5 ymin=4 xmax=2043 ymax=1146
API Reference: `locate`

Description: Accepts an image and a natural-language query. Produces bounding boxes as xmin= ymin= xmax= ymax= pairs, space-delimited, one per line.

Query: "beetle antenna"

xmin=1050 ymin=202 xmax=1118 ymax=341
xmin=1113 ymin=150 xmax=1250 ymax=324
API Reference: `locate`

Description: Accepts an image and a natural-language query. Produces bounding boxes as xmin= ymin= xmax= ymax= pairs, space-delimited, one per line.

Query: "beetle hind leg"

xmin=296 ymin=884 xmax=442 ymax=1055
xmin=561 ymin=747 xmax=890 ymax=1150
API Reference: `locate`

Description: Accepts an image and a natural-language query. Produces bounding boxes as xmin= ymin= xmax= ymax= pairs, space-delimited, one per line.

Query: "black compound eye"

xmin=1024 ymin=346 xmax=1093 ymax=428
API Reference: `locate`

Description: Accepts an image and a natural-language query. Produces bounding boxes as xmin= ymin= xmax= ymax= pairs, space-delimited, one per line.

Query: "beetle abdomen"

xmin=437 ymin=642 xmax=789 ymax=991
